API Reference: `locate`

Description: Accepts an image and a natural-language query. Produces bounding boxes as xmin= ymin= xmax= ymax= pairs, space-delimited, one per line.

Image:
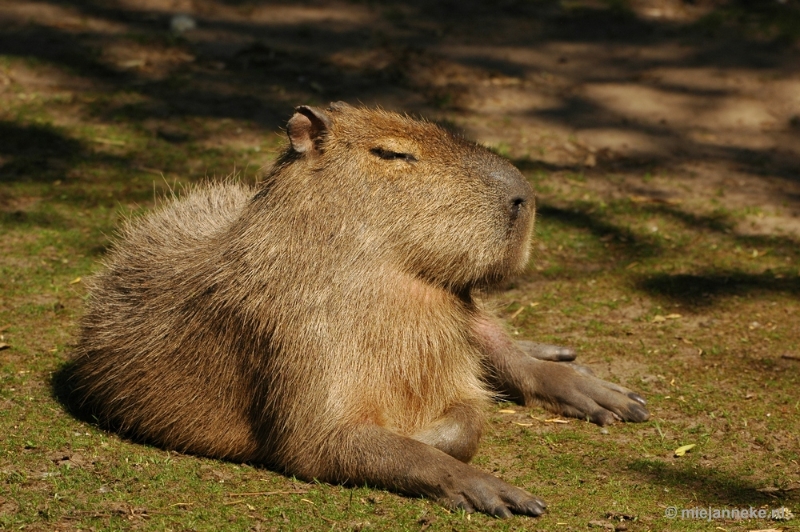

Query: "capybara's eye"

xmin=370 ymin=147 xmax=418 ymax=162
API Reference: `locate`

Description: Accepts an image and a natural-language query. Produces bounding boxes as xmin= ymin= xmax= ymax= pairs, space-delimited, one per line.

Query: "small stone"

xmin=170 ymin=14 xmax=197 ymax=34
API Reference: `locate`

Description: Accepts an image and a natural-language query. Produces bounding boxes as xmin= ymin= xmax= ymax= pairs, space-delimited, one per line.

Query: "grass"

xmin=2 ymin=10 xmax=800 ymax=532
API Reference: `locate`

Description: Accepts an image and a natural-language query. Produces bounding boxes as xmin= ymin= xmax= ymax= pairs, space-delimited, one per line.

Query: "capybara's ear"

xmin=287 ymin=105 xmax=332 ymax=154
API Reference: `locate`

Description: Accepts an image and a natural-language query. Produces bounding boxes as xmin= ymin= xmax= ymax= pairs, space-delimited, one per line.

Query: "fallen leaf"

xmin=509 ymin=307 xmax=525 ymax=320
xmin=498 ymin=409 xmax=516 ymax=414
xmin=69 ymin=277 xmax=82 ymax=284
xmin=544 ymin=418 xmax=570 ymax=424
xmin=665 ymin=313 xmax=682 ymax=320
xmin=674 ymin=444 xmax=696 ymax=457
xmin=513 ymin=422 xmax=533 ymax=427
xmin=652 ymin=315 xmax=666 ymax=323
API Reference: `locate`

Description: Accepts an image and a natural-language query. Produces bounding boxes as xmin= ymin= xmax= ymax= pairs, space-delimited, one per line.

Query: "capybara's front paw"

xmin=533 ymin=361 xmax=649 ymax=426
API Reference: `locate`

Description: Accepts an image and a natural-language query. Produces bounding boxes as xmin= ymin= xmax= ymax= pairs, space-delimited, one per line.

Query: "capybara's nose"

xmin=509 ymin=196 xmax=526 ymax=221
xmin=489 ymin=166 xmax=533 ymax=221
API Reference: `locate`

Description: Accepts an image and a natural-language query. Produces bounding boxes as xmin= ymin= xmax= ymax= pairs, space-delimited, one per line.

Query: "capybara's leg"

xmin=410 ymin=401 xmax=483 ymax=463
xmin=472 ymin=315 xmax=649 ymax=426
xmin=311 ymin=425 xmax=546 ymax=518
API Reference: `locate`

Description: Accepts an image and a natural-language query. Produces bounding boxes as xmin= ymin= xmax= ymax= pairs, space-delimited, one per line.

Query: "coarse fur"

xmin=63 ymin=102 xmax=648 ymax=517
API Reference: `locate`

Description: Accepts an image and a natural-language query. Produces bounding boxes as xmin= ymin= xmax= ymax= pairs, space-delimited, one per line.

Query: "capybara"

xmin=65 ymin=102 xmax=648 ymax=517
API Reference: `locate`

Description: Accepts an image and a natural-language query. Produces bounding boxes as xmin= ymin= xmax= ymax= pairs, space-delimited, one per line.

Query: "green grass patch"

xmin=2 ymin=14 xmax=799 ymax=530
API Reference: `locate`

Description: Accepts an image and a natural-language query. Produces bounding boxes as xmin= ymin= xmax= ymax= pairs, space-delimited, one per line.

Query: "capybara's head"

xmin=274 ymin=101 xmax=535 ymax=291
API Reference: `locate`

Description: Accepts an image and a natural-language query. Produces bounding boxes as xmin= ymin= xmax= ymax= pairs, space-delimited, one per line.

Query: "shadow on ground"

xmin=629 ymin=459 xmax=800 ymax=508
xmin=637 ymin=271 xmax=800 ymax=307
xmin=0 ymin=121 xmax=85 ymax=184
xmin=1 ymin=0 xmax=799 ymax=186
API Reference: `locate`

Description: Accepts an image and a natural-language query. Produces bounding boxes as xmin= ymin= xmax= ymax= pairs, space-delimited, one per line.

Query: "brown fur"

xmin=65 ymin=102 xmax=647 ymax=517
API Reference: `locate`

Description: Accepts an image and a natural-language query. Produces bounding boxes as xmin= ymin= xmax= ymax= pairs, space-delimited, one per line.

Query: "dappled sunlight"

xmin=1 ymin=1 xmax=799 ymax=530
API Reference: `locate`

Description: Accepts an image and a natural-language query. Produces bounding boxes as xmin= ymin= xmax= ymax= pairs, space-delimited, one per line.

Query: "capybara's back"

xmin=70 ymin=182 xmax=264 ymax=461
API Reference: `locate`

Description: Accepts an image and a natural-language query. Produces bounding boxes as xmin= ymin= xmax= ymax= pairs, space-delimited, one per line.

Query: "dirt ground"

xmin=2 ymin=0 xmax=799 ymax=232
xmin=1 ymin=0 xmax=799 ymax=530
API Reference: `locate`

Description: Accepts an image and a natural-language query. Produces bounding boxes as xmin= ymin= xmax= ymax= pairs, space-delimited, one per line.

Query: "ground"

xmin=0 ymin=0 xmax=799 ymax=531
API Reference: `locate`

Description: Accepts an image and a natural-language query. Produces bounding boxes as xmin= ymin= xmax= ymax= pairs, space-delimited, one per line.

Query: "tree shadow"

xmin=537 ymin=202 xmax=663 ymax=260
xmin=628 ymin=458 xmax=799 ymax=507
xmin=0 ymin=121 xmax=85 ymax=184
xmin=529 ymin=194 xmax=799 ymax=309
xmin=636 ymin=271 xmax=800 ymax=307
